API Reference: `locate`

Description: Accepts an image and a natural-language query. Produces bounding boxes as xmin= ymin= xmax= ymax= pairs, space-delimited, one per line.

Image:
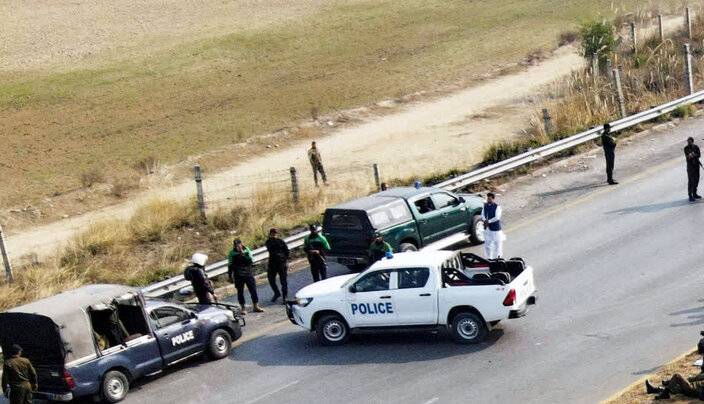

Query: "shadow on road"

xmin=607 ymin=199 xmax=694 ymax=215
xmin=670 ymin=304 xmax=704 ymax=328
xmin=537 ymin=183 xmax=607 ymax=197
xmin=230 ymin=327 xmax=504 ymax=367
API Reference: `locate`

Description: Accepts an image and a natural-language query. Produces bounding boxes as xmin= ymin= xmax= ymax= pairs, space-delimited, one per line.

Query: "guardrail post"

xmin=0 ymin=224 xmax=13 ymax=283
xmin=372 ymin=163 xmax=381 ymax=190
xmin=612 ymin=68 xmax=627 ymax=118
xmin=193 ymin=164 xmax=206 ymax=221
xmin=630 ymin=22 xmax=637 ymax=53
xmin=542 ymin=108 xmax=554 ymax=134
xmin=290 ymin=167 xmax=299 ymax=204
xmin=591 ymin=53 xmax=599 ymax=80
xmin=685 ymin=43 xmax=695 ymax=95
xmin=658 ymin=14 xmax=664 ymax=43
xmin=686 ymin=8 xmax=693 ymax=40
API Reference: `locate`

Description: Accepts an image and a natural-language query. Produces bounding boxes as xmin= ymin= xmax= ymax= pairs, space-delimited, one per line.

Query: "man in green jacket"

xmin=227 ymin=239 xmax=264 ymax=314
xmin=368 ymin=233 xmax=393 ymax=265
xmin=2 ymin=344 xmax=37 ymax=404
xmin=304 ymin=224 xmax=331 ymax=282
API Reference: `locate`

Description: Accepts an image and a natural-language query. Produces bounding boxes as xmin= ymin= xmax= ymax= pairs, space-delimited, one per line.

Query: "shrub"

xmin=79 ymin=168 xmax=105 ymax=188
xmin=559 ymin=30 xmax=579 ymax=46
xmin=580 ymin=20 xmax=615 ymax=63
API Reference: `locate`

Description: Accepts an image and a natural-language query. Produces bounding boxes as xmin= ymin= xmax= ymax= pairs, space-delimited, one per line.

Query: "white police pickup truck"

xmin=286 ymin=251 xmax=536 ymax=345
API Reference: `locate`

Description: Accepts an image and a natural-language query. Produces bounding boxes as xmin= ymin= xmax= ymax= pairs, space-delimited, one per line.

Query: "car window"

xmin=397 ymin=268 xmax=430 ymax=289
xmin=328 ymin=213 xmax=363 ymax=230
xmin=368 ymin=201 xmax=412 ymax=228
xmin=431 ymin=193 xmax=458 ymax=209
xmin=354 ymin=271 xmax=391 ymax=292
xmin=414 ymin=197 xmax=436 ymax=214
xmin=150 ymin=307 xmax=190 ymax=329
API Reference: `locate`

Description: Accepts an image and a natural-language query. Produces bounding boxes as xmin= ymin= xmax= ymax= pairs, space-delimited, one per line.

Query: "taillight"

xmin=503 ymin=289 xmax=516 ymax=306
xmin=63 ymin=370 xmax=76 ymax=390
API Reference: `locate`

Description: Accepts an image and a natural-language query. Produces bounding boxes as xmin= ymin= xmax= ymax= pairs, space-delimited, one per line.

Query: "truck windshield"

xmin=368 ymin=201 xmax=412 ymax=228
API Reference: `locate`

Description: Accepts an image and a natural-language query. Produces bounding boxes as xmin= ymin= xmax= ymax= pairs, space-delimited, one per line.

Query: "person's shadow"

xmin=607 ymin=199 xmax=694 ymax=215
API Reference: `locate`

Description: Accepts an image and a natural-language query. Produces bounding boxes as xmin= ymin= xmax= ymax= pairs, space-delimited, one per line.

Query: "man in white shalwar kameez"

xmin=481 ymin=192 xmax=505 ymax=259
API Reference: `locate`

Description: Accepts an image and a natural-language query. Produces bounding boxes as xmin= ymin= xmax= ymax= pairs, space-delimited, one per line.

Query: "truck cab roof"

xmin=329 ymin=187 xmax=441 ymax=211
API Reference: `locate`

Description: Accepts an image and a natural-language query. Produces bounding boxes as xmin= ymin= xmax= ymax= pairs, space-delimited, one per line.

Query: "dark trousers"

xmin=311 ymin=162 xmax=327 ymax=186
xmin=233 ymin=274 xmax=258 ymax=305
xmin=9 ymin=385 xmax=33 ymax=404
xmin=688 ymin=166 xmax=700 ymax=198
xmin=666 ymin=374 xmax=702 ymax=398
xmin=605 ymin=151 xmax=615 ymax=182
xmin=195 ymin=290 xmax=213 ymax=304
xmin=309 ymin=259 xmax=327 ymax=282
xmin=267 ymin=264 xmax=288 ymax=298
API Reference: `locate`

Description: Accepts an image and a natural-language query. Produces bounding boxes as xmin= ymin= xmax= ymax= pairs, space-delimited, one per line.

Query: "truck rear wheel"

xmin=208 ymin=329 xmax=232 ymax=359
xmin=469 ymin=215 xmax=485 ymax=244
xmin=315 ymin=314 xmax=350 ymax=346
xmin=101 ymin=370 xmax=129 ymax=403
xmin=399 ymin=242 xmax=418 ymax=252
xmin=450 ymin=312 xmax=488 ymax=344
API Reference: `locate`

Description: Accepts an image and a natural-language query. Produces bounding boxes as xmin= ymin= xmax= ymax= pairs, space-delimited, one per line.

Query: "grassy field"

xmin=0 ymin=0 xmax=677 ymax=208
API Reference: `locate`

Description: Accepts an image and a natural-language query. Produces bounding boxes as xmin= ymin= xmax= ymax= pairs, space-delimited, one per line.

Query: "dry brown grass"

xmin=605 ymin=349 xmax=701 ymax=404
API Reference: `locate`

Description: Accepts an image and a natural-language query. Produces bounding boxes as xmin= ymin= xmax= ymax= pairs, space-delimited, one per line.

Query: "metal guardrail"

xmin=143 ymin=88 xmax=704 ymax=298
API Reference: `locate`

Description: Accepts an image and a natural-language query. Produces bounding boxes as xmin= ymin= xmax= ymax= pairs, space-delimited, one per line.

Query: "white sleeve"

xmin=480 ymin=207 xmax=486 ymax=221
xmin=487 ymin=206 xmax=502 ymax=223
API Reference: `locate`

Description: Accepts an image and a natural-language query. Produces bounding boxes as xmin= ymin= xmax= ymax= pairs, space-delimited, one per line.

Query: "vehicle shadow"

xmin=229 ymin=328 xmax=504 ymax=367
xmin=606 ymin=199 xmax=694 ymax=215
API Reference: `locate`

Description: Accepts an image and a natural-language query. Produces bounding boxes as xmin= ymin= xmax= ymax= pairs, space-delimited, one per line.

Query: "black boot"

xmin=646 ymin=380 xmax=663 ymax=394
xmin=270 ymin=293 xmax=280 ymax=303
xmin=654 ymin=388 xmax=671 ymax=400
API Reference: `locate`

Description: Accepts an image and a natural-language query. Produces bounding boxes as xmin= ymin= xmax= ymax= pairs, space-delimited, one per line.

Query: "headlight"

xmin=296 ymin=297 xmax=314 ymax=307
xmin=224 ymin=310 xmax=236 ymax=321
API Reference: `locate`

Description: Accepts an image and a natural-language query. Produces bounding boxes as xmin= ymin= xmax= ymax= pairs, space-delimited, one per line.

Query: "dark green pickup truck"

xmin=322 ymin=187 xmax=485 ymax=268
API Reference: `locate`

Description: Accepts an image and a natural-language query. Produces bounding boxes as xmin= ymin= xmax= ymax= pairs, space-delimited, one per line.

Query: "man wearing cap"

xmin=228 ymin=239 xmax=264 ymax=313
xmin=304 ymin=224 xmax=331 ymax=282
xmin=685 ymin=136 xmax=702 ymax=202
xmin=183 ymin=253 xmax=215 ymax=304
xmin=265 ymin=228 xmax=290 ymax=303
xmin=368 ymin=233 xmax=393 ymax=265
xmin=481 ymin=192 xmax=506 ymax=259
xmin=2 ymin=344 xmax=37 ymax=404
xmin=601 ymin=123 xmax=618 ymax=185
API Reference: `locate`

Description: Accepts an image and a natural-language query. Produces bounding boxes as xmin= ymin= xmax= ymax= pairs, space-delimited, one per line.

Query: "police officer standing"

xmin=304 ymin=224 xmax=331 ymax=282
xmin=601 ymin=123 xmax=618 ymax=185
xmin=265 ymin=228 xmax=289 ymax=303
xmin=481 ymin=192 xmax=506 ymax=259
xmin=685 ymin=136 xmax=702 ymax=202
xmin=228 ymin=239 xmax=264 ymax=314
xmin=184 ymin=253 xmax=215 ymax=304
xmin=308 ymin=141 xmax=328 ymax=187
xmin=2 ymin=344 xmax=37 ymax=404
xmin=368 ymin=233 xmax=392 ymax=265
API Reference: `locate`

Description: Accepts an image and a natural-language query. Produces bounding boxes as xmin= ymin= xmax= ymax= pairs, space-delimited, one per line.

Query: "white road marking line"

xmin=244 ymin=379 xmax=300 ymax=404
xmin=423 ymin=398 xmax=440 ymax=404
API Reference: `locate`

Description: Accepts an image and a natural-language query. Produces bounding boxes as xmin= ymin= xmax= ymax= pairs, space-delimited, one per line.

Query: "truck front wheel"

xmin=315 ymin=314 xmax=350 ymax=346
xmin=450 ymin=312 xmax=488 ymax=344
xmin=399 ymin=242 xmax=418 ymax=252
xmin=469 ymin=215 xmax=485 ymax=244
xmin=208 ymin=329 xmax=233 ymax=359
xmin=101 ymin=370 xmax=129 ymax=403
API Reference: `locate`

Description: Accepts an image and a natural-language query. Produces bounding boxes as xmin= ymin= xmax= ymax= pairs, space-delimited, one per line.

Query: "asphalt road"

xmin=112 ymin=141 xmax=704 ymax=403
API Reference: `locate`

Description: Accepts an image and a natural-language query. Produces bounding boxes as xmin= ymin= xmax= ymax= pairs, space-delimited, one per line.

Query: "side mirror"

xmin=190 ymin=312 xmax=198 ymax=319
xmin=458 ymin=196 xmax=465 ymax=204
xmin=349 ymin=285 xmax=357 ymax=293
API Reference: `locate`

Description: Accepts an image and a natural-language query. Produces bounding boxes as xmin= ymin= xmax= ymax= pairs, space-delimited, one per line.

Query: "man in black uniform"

xmin=601 ymin=123 xmax=618 ymax=185
xmin=228 ymin=239 xmax=264 ymax=313
xmin=184 ymin=253 xmax=215 ymax=304
xmin=685 ymin=136 xmax=702 ymax=202
xmin=265 ymin=228 xmax=289 ymax=303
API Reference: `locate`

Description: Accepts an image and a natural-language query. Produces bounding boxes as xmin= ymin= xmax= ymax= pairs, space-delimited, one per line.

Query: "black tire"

xmin=469 ymin=214 xmax=485 ymax=244
xmin=207 ymin=329 xmax=232 ymax=360
xmin=315 ymin=314 xmax=350 ymax=346
xmin=450 ymin=312 xmax=488 ymax=344
xmin=101 ymin=370 xmax=129 ymax=403
xmin=399 ymin=242 xmax=418 ymax=252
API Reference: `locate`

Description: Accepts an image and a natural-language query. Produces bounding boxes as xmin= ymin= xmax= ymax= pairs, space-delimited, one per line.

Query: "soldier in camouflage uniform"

xmin=2 ymin=344 xmax=37 ymax=404
xmin=645 ymin=372 xmax=704 ymax=400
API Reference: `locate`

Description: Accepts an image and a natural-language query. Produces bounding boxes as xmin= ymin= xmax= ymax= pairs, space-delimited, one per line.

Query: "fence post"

xmin=606 ymin=58 xmax=613 ymax=76
xmin=542 ymin=108 xmax=554 ymax=134
xmin=372 ymin=163 xmax=381 ymax=190
xmin=658 ymin=14 xmax=664 ymax=42
xmin=685 ymin=43 xmax=695 ymax=95
xmin=0 ymin=224 xmax=13 ymax=283
xmin=686 ymin=7 xmax=693 ymax=40
xmin=591 ymin=53 xmax=599 ymax=80
xmin=290 ymin=167 xmax=299 ymax=204
xmin=612 ymin=68 xmax=627 ymax=118
xmin=193 ymin=164 xmax=206 ymax=221
xmin=630 ymin=22 xmax=637 ymax=53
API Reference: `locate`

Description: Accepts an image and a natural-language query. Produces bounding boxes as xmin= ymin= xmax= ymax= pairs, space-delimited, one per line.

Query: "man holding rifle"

xmin=685 ymin=136 xmax=702 ymax=202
